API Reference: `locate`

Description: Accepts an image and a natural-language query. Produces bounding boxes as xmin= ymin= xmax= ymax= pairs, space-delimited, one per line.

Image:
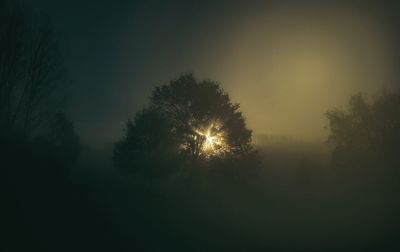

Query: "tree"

xmin=114 ymin=74 xmax=257 ymax=177
xmin=0 ymin=0 xmax=79 ymax=178
xmin=326 ymin=91 xmax=400 ymax=179
xmin=1 ymin=4 xmax=80 ymax=248
xmin=0 ymin=0 xmax=65 ymax=140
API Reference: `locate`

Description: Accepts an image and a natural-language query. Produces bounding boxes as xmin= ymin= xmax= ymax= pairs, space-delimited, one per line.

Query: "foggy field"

xmin=53 ymin=138 xmax=399 ymax=252
xmin=3 ymin=0 xmax=400 ymax=251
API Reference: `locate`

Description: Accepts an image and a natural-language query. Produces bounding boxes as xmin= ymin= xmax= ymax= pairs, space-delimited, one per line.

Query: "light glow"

xmin=194 ymin=121 xmax=229 ymax=158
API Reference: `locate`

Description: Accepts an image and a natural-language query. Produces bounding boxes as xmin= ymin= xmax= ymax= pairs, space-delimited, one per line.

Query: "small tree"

xmin=114 ymin=74 xmax=257 ymax=177
xmin=326 ymin=91 xmax=400 ymax=179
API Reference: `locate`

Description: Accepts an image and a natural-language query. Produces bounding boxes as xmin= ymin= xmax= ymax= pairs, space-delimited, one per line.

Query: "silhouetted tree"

xmin=0 ymin=0 xmax=65 ymax=140
xmin=0 ymin=0 xmax=81 ymax=178
xmin=326 ymin=91 xmax=400 ymax=180
xmin=1 ymin=4 xmax=80 ymax=250
xmin=114 ymin=74 xmax=258 ymax=178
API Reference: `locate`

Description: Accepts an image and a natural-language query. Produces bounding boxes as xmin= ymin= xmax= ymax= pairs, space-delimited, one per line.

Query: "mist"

xmin=4 ymin=1 xmax=400 ymax=251
xmin=195 ymin=3 xmax=397 ymax=140
xmin=27 ymin=1 xmax=399 ymax=146
xmin=92 ymin=1 xmax=400 ymax=145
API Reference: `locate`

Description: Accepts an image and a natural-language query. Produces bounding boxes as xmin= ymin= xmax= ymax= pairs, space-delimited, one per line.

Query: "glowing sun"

xmin=195 ymin=121 xmax=228 ymax=158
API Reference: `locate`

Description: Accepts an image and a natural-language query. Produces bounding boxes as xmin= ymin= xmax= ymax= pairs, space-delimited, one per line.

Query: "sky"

xmin=28 ymin=0 xmax=400 ymax=146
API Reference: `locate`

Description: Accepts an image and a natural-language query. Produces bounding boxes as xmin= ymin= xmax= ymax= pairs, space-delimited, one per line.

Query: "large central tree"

xmin=113 ymin=74 xmax=255 ymax=175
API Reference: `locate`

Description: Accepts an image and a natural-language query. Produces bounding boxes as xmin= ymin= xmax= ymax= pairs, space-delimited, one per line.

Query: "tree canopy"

xmin=114 ymin=74 xmax=257 ymax=176
xmin=326 ymin=91 xmax=400 ymax=178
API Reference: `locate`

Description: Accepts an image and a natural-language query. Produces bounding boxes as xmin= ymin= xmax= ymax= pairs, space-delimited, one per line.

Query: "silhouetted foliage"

xmin=326 ymin=91 xmax=400 ymax=180
xmin=0 ymin=0 xmax=79 ymax=184
xmin=0 ymin=0 xmax=80 ymax=169
xmin=114 ymin=74 xmax=258 ymax=179
xmin=0 ymin=0 xmax=65 ymax=140
xmin=1 ymin=4 xmax=80 ymax=251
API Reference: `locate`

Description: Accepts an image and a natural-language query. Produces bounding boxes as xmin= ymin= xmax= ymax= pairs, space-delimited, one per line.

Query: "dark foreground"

xmin=4 ymin=144 xmax=400 ymax=252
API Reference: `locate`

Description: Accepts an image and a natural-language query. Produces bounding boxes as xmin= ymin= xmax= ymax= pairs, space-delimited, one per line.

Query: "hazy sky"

xmin=30 ymin=0 xmax=400 ymax=146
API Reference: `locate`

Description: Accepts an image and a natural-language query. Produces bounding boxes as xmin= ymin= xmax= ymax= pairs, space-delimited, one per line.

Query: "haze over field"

xmin=4 ymin=1 xmax=400 ymax=251
xmin=31 ymin=0 xmax=400 ymax=145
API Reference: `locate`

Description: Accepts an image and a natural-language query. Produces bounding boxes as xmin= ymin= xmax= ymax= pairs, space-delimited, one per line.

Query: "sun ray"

xmin=193 ymin=121 xmax=229 ymax=158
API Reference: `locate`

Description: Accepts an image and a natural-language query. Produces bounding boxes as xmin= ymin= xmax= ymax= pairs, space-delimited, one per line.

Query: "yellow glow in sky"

xmin=189 ymin=4 xmax=397 ymax=141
